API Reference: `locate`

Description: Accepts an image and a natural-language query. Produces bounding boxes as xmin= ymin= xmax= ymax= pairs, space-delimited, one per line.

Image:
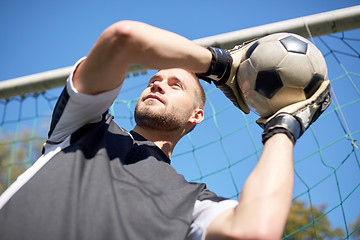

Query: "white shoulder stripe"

xmin=48 ymin=57 xmax=122 ymax=143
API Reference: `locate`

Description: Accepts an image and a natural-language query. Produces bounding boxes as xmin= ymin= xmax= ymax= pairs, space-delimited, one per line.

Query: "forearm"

xmin=117 ymin=21 xmax=211 ymax=72
xmin=235 ymin=133 xmax=294 ymax=238
xmin=74 ymin=21 xmax=211 ymax=95
xmin=205 ymin=134 xmax=294 ymax=240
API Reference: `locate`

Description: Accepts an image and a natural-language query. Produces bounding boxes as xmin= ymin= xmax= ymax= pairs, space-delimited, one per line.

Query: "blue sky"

xmin=0 ymin=0 xmax=358 ymax=80
xmin=1 ymin=0 xmax=360 ymax=236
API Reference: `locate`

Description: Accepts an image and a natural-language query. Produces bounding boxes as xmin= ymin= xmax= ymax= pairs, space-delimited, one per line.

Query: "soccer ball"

xmin=237 ymin=33 xmax=328 ymax=118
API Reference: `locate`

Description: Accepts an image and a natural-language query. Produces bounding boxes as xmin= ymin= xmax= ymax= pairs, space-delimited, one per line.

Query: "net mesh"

xmin=0 ymin=29 xmax=359 ymax=239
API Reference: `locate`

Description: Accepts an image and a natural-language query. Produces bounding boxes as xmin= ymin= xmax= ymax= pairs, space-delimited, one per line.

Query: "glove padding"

xmin=257 ymin=79 xmax=332 ymax=144
xmin=197 ymin=43 xmax=258 ymax=114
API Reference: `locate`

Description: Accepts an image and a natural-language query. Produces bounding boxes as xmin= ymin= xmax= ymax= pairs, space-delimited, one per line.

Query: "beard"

xmin=134 ymin=101 xmax=190 ymax=131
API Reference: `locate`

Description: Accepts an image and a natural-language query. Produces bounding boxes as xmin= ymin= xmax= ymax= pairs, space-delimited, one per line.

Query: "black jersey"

xmin=0 ymin=58 xmax=238 ymax=240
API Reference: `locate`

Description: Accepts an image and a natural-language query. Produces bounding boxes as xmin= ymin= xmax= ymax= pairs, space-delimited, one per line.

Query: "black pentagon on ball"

xmin=304 ymin=74 xmax=324 ymax=99
xmin=280 ymin=36 xmax=308 ymax=54
xmin=255 ymin=69 xmax=283 ymax=99
xmin=245 ymin=41 xmax=259 ymax=59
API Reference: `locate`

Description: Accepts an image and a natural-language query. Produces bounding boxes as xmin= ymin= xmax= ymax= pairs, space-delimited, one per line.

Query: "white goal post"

xmin=1 ymin=5 xmax=360 ymax=100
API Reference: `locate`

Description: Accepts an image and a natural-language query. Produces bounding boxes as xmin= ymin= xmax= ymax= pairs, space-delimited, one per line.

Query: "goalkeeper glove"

xmin=197 ymin=42 xmax=259 ymax=114
xmin=257 ymin=79 xmax=332 ymax=144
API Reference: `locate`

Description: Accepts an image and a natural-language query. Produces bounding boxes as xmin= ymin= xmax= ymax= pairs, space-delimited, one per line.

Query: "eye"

xmin=170 ymin=80 xmax=183 ymax=89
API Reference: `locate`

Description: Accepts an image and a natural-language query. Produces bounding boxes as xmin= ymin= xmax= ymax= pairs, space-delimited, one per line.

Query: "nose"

xmin=150 ymin=81 xmax=165 ymax=94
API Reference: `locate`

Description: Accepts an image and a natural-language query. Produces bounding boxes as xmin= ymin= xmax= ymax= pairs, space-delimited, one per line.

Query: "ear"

xmin=188 ymin=108 xmax=204 ymax=125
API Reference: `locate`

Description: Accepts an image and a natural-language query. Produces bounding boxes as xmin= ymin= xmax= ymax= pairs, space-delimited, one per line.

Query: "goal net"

xmin=1 ymin=7 xmax=359 ymax=239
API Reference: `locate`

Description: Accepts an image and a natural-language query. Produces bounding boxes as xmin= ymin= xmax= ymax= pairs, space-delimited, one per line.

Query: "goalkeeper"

xmin=0 ymin=21 xmax=330 ymax=240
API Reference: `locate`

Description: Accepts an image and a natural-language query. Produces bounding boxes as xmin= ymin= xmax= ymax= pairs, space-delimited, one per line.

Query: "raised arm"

xmin=204 ymin=70 xmax=332 ymax=239
xmin=205 ymin=133 xmax=294 ymax=240
xmin=73 ymin=20 xmax=212 ymax=95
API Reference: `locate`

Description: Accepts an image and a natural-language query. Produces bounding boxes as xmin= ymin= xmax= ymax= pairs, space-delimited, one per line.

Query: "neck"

xmin=132 ymin=125 xmax=186 ymax=158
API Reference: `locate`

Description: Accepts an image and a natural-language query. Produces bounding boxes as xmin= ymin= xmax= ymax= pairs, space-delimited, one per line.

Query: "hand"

xmin=197 ymin=42 xmax=259 ymax=114
xmin=256 ymin=79 xmax=332 ymax=144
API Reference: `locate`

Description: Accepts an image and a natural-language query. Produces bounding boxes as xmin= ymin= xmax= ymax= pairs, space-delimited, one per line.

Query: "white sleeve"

xmin=186 ymin=199 xmax=239 ymax=240
xmin=47 ymin=57 xmax=123 ymax=143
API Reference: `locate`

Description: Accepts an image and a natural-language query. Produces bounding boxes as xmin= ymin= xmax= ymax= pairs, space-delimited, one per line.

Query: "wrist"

xmin=263 ymin=132 xmax=294 ymax=147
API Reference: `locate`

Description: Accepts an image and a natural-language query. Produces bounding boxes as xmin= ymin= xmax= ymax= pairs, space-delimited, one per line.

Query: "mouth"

xmin=144 ymin=94 xmax=164 ymax=104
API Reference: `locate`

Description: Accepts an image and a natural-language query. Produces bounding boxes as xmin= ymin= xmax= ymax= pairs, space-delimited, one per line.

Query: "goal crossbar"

xmin=1 ymin=5 xmax=360 ymax=100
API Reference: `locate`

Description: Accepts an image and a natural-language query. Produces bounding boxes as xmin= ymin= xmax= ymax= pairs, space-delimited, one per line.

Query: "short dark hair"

xmin=192 ymin=75 xmax=206 ymax=110
xmin=185 ymin=75 xmax=206 ymax=134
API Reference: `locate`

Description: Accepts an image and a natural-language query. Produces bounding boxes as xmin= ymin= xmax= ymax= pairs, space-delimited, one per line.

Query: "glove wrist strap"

xmin=196 ymin=47 xmax=232 ymax=83
xmin=262 ymin=113 xmax=302 ymax=145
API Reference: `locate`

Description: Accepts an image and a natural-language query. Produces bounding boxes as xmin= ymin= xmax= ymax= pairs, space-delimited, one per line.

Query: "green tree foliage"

xmin=284 ymin=200 xmax=344 ymax=239
xmin=0 ymin=130 xmax=44 ymax=194
xmin=350 ymin=214 xmax=360 ymax=239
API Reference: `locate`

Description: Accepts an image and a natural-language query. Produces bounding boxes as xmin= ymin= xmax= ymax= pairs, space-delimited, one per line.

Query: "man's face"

xmin=135 ymin=68 xmax=201 ymax=131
